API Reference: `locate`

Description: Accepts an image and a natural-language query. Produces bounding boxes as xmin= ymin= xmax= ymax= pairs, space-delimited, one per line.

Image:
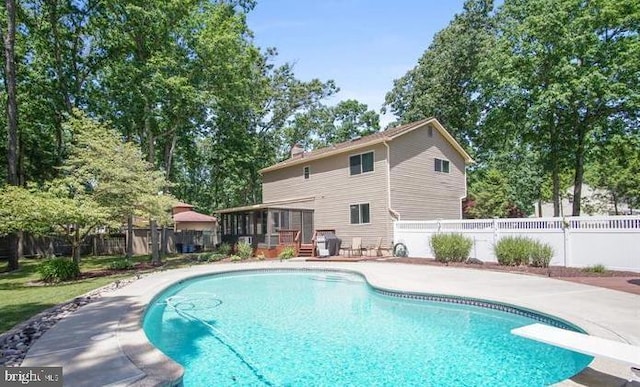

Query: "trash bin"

xmin=176 ymin=243 xmax=184 ymax=253
xmin=316 ymin=236 xmax=330 ymax=257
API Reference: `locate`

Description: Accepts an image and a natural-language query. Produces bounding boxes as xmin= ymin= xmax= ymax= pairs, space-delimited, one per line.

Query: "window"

xmin=303 ymin=166 xmax=310 ymax=180
xmin=349 ymin=151 xmax=374 ymax=175
xmin=350 ymin=203 xmax=370 ymax=224
xmin=435 ymin=158 xmax=450 ymax=173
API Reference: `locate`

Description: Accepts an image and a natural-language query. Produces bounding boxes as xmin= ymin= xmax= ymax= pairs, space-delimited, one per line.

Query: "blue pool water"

xmin=143 ymin=271 xmax=592 ymax=386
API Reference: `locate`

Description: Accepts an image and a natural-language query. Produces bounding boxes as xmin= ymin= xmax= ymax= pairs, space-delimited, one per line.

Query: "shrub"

xmin=236 ymin=241 xmax=253 ymax=260
xmin=230 ymin=255 xmax=242 ymax=262
xmin=208 ymin=253 xmax=225 ymax=262
xmin=278 ymin=246 xmax=296 ymax=260
xmin=495 ymin=237 xmax=554 ymax=267
xmin=583 ymin=264 xmax=606 ymax=273
xmin=38 ymin=258 xmax=80 ymax=282
xmin=429 ymin=233 xmax=473 ymax=263
xmin=494 ymin=236 xmax=530 ymax=266
xmin=529 ymin=241 xmax=554 ymax=268
xmin=196 ymin=253 xmax=212 ymax=262
xmin=216 ymin=242 xmax=232 ymax=256
xmin=108 ymin=259 xmax=134 ymax=270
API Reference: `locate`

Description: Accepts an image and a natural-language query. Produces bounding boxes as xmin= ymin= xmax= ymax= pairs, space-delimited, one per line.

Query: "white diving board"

xmin=511 ymin=323 xmax=640 ymax=367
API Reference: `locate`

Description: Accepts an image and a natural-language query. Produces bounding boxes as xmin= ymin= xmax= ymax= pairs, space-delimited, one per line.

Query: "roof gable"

xmin=260 ymin=118 xmax=473 ymax=174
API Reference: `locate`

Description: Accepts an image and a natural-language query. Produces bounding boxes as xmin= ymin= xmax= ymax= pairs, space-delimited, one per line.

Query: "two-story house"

xmin=217 ymin=118 xmax=473 ymax=257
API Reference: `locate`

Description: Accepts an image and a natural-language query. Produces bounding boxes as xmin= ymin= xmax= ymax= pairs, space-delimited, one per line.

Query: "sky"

xmin=246 ymin=0 xmax=467 ymax=127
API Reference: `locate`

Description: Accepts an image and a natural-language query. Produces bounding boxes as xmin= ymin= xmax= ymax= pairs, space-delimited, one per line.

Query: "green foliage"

xmin=583 ymin=264 xmax=606 ymax=273
xmin=282 ymin=99 xmax=380 ymax=155
xmin=38 ymin=258 xmax=80 ymax=282
xmin=429 ymin=233 xmax=473 ymax=263
xmin=495 ymin=237 xmax=553 ymax=267
xmin=278 ymin=246 xmax=296 ymax=260
xmin=467 ymin=169 xmax=513 ymax=218
xmin=529 ymin=241 xmax=554 ymax=268
xmin=235 ymin=241 xmax=253 ymax=260
xmin=216 ymin=242 xmax=232 ymax=256
xmin=494 ymin=237 xmax=531 ymax=266
xmin=230 ymin=255 xmax=242 ymax=262
xmin=108 ymin=259 xmax=134 ymax=270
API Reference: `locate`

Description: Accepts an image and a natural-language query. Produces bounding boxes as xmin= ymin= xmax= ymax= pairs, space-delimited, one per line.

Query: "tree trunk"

xmin=150 ymin=220 xmax=160 ymax=265
xmin=3 ymin=0 xmax=20 ymax=271
xmin=126 ymin=214 xmax=133 ymax=258
xmin=571 ymin=125 xmax=586 ymax=216
xmin=537 ymin=199 xmax=542 ymax=217
xmin=72 ymin=227 xmax=81 ymax=264
xmin=552 ymin=168 xmax=560 ymax=217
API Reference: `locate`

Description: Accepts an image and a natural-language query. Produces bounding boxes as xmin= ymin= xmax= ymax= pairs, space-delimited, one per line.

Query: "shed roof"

xmin=173 ymin=210 xmax=217 ymax=223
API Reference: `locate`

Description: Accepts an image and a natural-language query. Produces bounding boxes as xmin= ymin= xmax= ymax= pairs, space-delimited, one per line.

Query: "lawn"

xmin=0 ymin=254 xmax=199 ymax=334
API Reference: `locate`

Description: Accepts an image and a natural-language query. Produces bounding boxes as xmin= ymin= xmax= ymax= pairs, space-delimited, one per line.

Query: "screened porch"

xmin=218 ymin=205 xmax=314 ymax=249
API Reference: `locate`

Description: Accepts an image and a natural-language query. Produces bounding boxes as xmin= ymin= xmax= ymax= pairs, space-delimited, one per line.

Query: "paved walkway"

xmin=22 ymin=262 xmax=640 ymax=386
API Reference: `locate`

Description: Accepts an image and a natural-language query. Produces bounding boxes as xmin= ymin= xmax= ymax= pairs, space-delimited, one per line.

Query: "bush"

xmin=236 ymin=241 xmax=253 ymax=260
xmin=529 ymin=241 xmax=553 ymax=268
xmin=494 ymin=236 xmax=530 ymax=266
xmin=429 ymin=233 xmax=473 ymax=263
xmin=495 ymin=237 xmax=553 ymax=267
xmin=108 ymin=259 xmax=134 ymax=270
xmin=207 ymin=253 xmax=225 ymax=262
xmin=38 ymin=258 xmax=80 ymax=282
xmin=278 ymin=246 xmax=296 ymax=260
xmin=230 ymin=255 xmax=242 ymax=262
xmin=216 ymin=242 xmax=232 ymax=256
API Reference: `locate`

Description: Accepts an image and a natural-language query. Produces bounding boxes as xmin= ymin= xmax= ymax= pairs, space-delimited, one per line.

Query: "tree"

xmin=1 ymin=0 xmax=20 ymax=270
xmin=467 ymin=169 xmax=514 ymax=218
xmin=281 ymin=99 xmax=380 ymax=156
xmin=384 ymin=0 xmax=494 ymax=151
xmin=480 ymin=0 xmax=640 ymax=216
xmin=57 ymin=111 xmax=174 ymax=263
xmin=587 ymin=134 xmax=640 ymax=214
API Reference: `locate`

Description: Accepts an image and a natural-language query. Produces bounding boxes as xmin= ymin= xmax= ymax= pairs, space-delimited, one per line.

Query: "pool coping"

xmin=22 ymin=261 xmax=640 ymax=386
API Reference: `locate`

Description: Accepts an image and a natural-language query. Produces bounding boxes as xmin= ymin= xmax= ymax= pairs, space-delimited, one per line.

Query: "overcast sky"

xmin=246 ymin=0 xmax=467 ymax=127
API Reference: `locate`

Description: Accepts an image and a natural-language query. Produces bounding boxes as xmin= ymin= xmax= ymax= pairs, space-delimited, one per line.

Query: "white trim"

xmin=384 ymin=141 xmax=401 ymax=221
xmin=349 ymin=202 xmax=371 ymax=225
xmin=348 ymin=150 xmax=375 ymax=176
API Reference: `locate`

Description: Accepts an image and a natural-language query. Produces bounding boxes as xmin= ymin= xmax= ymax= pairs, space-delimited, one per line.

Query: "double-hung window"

xmin=303 ymin=166 xmax=310 ymax=180
xmin=350 ymin=203 xmax=370 ymax=224
xmin=349 ymin=151 xmax=374 ymax=175
xmin=435 ymin=158 xmax=450 ymax=173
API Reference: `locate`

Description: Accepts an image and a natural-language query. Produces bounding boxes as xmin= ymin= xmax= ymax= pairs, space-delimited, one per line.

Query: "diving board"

xmin=511 ymin=323 xmax=640 ymax=367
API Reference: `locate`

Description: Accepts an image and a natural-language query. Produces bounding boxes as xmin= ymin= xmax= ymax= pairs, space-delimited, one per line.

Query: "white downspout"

xmin=384 ymin=141 xmax=401 ymax=221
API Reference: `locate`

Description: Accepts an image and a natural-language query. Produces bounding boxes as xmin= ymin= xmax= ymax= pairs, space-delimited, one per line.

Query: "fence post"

xmin=562 ymin=217 xmax=570 ymax=267
xmin=436 ymin=219 xmax=442 ymax=234
xmin=492 ymin=218 xmax=499 ymax=248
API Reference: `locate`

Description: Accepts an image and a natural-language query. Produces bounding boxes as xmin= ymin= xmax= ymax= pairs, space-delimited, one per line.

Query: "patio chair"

xmin=373 ymin=237 xmax=393 ymax=257
xmin=340 ymin=237 xmax=367 ymax=257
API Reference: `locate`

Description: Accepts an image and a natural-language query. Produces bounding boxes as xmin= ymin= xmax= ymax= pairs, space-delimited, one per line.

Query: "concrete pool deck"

xmin=22 ymin=261 xmax=640 ymax=386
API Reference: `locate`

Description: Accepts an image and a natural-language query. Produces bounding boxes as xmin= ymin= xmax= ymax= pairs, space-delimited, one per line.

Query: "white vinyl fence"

xmin=393 ymin=216 xmax=640 ymax=272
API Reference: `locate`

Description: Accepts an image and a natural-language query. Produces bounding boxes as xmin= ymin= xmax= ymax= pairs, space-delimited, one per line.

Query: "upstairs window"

xmin=350 ymin=203 xmax=370 ymax=224
xmin=435 ymin=158 xmax=450 ymax=173
xmin=349 ymin=151 xmax=374 ymax=175
xmin=303 ymin=166 xmax=310 ymax=180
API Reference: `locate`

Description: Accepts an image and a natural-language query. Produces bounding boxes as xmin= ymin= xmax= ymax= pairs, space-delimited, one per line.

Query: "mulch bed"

xmin=383 ymin=257 xmax=639 ymax=278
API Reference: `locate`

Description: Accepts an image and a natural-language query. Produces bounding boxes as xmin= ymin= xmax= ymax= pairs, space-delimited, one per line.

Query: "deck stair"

xmin=298 ymin=244 xmax=314 ymax=257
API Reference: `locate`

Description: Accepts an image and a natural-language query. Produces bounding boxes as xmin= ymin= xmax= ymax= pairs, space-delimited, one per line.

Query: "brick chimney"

xmin=290 ymin=143 xmax=304 ymax=158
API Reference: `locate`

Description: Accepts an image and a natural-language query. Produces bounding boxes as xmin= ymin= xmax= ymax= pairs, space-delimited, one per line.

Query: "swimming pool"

xmin=143 ymin=270 xmax=592 ymax=386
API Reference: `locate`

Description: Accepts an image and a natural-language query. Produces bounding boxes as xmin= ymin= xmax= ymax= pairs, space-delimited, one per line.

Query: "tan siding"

xmin=263 ymin=144 xmax=392 ymax=247
xmin=389 ymin=124 xmax=466 ymax=220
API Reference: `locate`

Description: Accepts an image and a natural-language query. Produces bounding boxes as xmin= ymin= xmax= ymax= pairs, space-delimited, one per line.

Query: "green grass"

xmin=0 ymin=254 xmax=204 ymax=334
